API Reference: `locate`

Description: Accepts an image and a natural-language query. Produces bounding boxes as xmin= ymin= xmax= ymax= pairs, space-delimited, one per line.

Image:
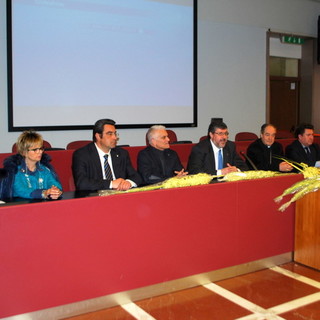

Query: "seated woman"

xmin=3 ymin=131 xmax=62 ymax=199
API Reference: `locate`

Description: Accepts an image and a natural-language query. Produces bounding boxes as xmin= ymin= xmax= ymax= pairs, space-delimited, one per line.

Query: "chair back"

xmin=275 ymin=130 xmax=294 ymax=139
xmin=199 ymin=135 xmax=208 ymax=142
xmin=235 ymin=132 xmax=258 ymax=141
xmin=66 ymin=140 xmax=91 ymax=150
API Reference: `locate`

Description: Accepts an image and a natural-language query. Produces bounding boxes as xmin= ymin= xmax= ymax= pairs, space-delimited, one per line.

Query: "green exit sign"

xmin=281 ymin=35 xmax=305 ymax=44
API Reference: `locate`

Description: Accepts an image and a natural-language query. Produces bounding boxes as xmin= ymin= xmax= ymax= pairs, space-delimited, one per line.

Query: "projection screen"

xmin=7 ymin=0 xmax=197 ymax=131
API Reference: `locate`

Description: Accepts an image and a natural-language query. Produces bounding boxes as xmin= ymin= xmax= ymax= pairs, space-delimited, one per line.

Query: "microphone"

xmin=240 ymin=151 xmax=258 ymax=170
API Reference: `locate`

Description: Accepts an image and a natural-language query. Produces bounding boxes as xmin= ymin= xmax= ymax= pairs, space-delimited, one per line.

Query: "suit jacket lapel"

xmin=308 ymin=145 xmax=316 ymax=163
xmin=223 ymin=145 xmax=230 ymax=167
xmin=206 ymin=140 xmax=216 ymax=172
xmin=298 ymin=143 xmax=308 ymax=162
xmin=89 ymin=143 xmax=104 ymax=179
xmin=110 ymin=149 xmax=121 ymax=178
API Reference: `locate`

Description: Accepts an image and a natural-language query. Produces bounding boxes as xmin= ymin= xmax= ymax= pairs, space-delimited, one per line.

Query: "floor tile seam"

xmin=115 ymin=264 xmax=320 ymax=320
xmin=203 ymin=280 xmax=320 ymax=320
xmin=121 ymin=302 xmax=157 ymax=320
xmin=203 ymin=283 xmax=268 ymax=314
xmin=234 ymin=289 xmax=320 ymax=320
xmin=271 ymin=266 xmax=320 ymax=289
xmin=234 ymin=312 xmax=286 ymax=320
xmin=268 ymin=291 xmax=320 ymax=315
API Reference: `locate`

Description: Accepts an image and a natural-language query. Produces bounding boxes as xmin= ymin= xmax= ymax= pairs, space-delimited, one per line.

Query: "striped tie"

xmin=104 ymin=154 xmax=113 ymax=181
xmin=218 ymin=149 xmax=223 ymax=170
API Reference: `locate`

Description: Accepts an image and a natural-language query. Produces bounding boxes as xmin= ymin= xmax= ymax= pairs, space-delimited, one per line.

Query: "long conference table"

xmin=0 ymin=174 xmax=301 ymax=319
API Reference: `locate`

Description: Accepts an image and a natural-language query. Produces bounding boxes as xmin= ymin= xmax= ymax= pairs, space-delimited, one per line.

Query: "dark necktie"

xmin=304 ymin=147 xmax=311 ymax=161
xmin=218 ymin=149 xmax=223 ymax=170
xmin=104 ymin=154 xmax=113 ymax=181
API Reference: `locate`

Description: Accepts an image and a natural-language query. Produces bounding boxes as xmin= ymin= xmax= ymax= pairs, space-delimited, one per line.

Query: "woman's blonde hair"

xmin=16 ymin=131 xmax=43 ymax=156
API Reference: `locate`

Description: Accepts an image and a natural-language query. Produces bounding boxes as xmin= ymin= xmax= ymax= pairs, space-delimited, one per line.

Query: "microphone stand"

xmin=240 ymin=151 xmax=258 ymax=170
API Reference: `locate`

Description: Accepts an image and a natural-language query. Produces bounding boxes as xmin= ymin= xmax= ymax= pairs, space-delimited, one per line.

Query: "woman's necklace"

xmin=23 ymin=162 xmax=44 ymax=189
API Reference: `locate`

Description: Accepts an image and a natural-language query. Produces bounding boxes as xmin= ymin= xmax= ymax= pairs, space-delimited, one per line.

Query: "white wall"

xmin=1 ymin=0 xmax=320 ymax=153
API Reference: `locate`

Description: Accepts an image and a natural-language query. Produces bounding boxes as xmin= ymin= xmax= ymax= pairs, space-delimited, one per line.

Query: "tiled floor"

xmin=65 ymin=262 xmax=320 ymax=320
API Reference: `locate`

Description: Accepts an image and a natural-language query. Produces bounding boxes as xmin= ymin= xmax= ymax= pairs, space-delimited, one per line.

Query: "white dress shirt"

xmin=210 ymin=140 xmax=223 ymax=175
xmin=95 ymin=143 xmax=136 ymax=188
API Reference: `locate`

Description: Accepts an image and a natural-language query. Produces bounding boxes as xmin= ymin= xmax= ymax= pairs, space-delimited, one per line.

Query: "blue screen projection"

xmin=7 ymin=0 xmax=197 ymax=130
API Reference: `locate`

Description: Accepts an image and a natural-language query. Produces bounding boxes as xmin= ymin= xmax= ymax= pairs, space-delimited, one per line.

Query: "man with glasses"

xmin=187 ymin=121 xmax=248 ymax=175
xmin=72 ymin=119 xmax=142 ymax=191
xmin=285 ymin=123 xmax=320 ymax=168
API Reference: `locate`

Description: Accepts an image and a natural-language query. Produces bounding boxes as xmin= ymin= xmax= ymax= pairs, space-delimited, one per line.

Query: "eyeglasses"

xmin=104 ymin=131 xmax=119 ymax=137
xmin=214 ymin=131 xmax=229 ymax=137
xmin=28 ymin=147 xmax=45 ymax=153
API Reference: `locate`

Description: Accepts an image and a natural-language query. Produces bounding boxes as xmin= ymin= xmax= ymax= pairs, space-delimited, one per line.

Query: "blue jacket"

xmin=1 ymin=153 xmax=61 ymax=200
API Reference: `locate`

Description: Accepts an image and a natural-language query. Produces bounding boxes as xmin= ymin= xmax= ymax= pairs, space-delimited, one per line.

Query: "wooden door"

xmin=270 ymin=77 xmax=299 ymax=131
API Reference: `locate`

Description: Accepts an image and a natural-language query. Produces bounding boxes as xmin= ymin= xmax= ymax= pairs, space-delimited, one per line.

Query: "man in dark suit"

xmin=187 ymin=121 xmax=248 ymax=175
xmin=137 ymin=125 xmax=187 ymax=184
xmin=286 ymin=123 xmax=320 ymax=168
xmin=247 ymin=124 xmax=293 ymax=172
xmin=72 ymin=119 xmax=142 ymax=191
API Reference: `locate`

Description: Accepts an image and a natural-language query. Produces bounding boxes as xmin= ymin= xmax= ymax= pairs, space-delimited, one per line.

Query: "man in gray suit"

xmin=187 ymin=121 xmax=248 ymax=175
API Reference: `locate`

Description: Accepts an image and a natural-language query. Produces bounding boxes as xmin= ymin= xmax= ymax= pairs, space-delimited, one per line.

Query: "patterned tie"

xmin=218 ymin=149 xmax=223 ymax=170
xmin=104 ymin=154 xmax=113 ymax=181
